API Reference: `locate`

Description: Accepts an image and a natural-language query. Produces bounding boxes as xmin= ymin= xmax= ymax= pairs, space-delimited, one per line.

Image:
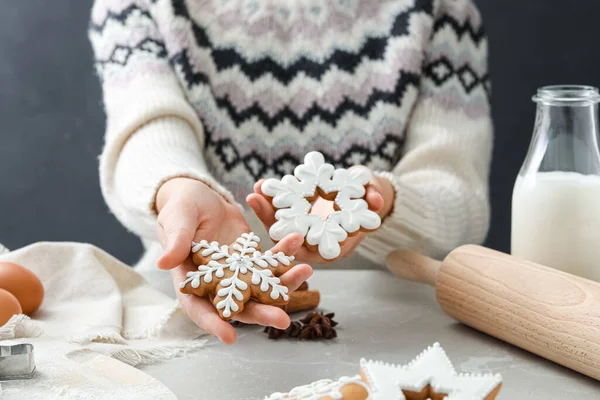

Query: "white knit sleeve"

xmin=88 ymin=0 xmax=238 ymax=240
xmin=356 ymin=0 xmax=493 ymax=265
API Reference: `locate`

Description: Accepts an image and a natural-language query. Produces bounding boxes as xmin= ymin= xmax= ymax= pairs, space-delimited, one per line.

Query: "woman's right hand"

xmin=156 ymin=177 xmax=249 ymax=266
xmin=154 ymin=178 xmax=312 ymax=344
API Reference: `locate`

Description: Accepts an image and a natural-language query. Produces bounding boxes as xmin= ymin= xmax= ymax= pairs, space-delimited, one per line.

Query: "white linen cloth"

xmin=0 ymin=241 xmax=207 ymax=399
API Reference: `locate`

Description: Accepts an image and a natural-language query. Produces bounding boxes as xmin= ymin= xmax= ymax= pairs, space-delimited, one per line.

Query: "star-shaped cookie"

xmin=360 ymin=343 xmax=502 ymax=400
xmin=179 ymin=232 xmax=294 ymax=320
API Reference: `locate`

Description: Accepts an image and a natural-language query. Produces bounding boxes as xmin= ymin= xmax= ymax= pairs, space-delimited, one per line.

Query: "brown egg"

xmin=0 ymin=262 xmax=44 ymax=314
xmin=0 ymin=288 xmax=22 ymax=327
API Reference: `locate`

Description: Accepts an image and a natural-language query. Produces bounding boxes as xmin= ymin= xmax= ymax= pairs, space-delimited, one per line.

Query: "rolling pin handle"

xmin=385 ymin=249 xmax=441 ymax=287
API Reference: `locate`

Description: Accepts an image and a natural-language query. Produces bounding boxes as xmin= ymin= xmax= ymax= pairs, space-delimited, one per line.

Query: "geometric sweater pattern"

xmin=89 ymin=0 xmax=493 ymax=266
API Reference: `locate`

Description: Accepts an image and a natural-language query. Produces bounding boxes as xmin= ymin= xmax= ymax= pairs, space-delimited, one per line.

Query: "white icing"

xmin=306 ymin=218 xmax=348 ymax=261
xmin=181 ymin=232 xmax=294 ymax=318
xmin=360 ymin=343 xmax=503 ymax=400
xmin=271 ymin=201 xmax=320 ymax=240
xmin=332 ymin=194 xmax=381 ymax=233
xmin=294 ymin=152 xmax=336 ymax=190
xmin=262 ymin=151 xmax=381 ymax=260
xmin=265 ymin=174 xmax=313 ymax=208
xmin=265 ymin=375 xmax=369 ymax=400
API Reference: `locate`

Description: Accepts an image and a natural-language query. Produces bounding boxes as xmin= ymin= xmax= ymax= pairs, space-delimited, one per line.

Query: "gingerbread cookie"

xmin=265 ymin=376 xmax=370 ymax=400
xmin=261 ymin=151 xmax=381 ymax=260
xmin=179 ymin=232 xmax=294 ymax=320
xmin=360 ymin=343 xmax=503 ymax=400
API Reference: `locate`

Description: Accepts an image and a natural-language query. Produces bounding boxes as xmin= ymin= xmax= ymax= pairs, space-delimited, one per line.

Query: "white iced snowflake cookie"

xmin=179 ymin=232 xmax=294 ymax=320
xmin=265 ymin=375 xmax=370 ymax=400
xmin=261 ymin=152 xmax=381 ymax=260
xmin=360 ymin=343 xmax=503 ymax=400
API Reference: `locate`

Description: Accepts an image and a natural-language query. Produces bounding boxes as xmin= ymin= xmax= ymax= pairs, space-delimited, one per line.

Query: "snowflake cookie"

xmin=265 ymin=376 xmax=370 ymax=400
xmin=179 ymin=232 xmax=294 ymax=320
xmin=360 ymin=343 xmax=503 ymax=400
xmin=261 ymin=151 xmax=381 ymax=260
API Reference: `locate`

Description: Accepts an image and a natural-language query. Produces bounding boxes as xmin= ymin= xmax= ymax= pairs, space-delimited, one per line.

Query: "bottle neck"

xmin=538 ymin=102 xmax=599 ymax=143
xmin=520 ymin=101 xmax=600 ymax=177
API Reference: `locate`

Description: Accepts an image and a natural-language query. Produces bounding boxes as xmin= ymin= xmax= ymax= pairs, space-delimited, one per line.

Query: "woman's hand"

xmin=156 ymin=178 xmax=248 ymax=266
xmin=246 ymin=169 xmax=395 ymax=264
xmin=155 ymin=178 xmax=313 ymax=344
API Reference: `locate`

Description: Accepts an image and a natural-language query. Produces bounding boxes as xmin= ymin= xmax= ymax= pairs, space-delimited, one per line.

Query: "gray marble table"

xmin=140 ymin=270 xmax=600 ymax=400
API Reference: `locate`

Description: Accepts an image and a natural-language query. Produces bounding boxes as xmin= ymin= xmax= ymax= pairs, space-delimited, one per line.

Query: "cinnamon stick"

xmin=278 ymin=290 xmax=320 ymax=313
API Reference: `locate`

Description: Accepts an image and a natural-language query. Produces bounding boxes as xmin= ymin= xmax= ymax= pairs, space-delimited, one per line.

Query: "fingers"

xmin=253 ymin=179 xmax=265 ymax=195
xmin=172 ymin=265 xmax=237 ymax=344
xmin=157 ymin=199 xmax=199 ymax=270
xmin=179 ymin=293 xmax=237 ymax=344
xmin=363 ymin=172 xmax=386 ymax=213
xmin=247 ymin=179 xmax=276 ymax=227
xmin=365 ymin=185 xmax=384 ymax=212
xmin=234 ymin=302 xmax=291 ymax=329
xmin=278 ymin=263 xmax=313 ymax=291
xmin=341 ymin=234 xmax=364 ymax=258
xmin=270 ymin=232 xmax=305 ymax=256
xmin=232 ymin=263 xmax=313 ymax=328
xmin=246 ymin=193 xmax=278 ymax=226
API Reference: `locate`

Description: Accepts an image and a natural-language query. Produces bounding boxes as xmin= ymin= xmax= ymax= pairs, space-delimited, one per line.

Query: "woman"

xmin=89 ymin=0 xmax=493 ymax=343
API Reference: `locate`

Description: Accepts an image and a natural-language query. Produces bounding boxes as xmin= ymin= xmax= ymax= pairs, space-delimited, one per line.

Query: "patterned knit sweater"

xmin=89 ymin=0 xmax=493 ymax=268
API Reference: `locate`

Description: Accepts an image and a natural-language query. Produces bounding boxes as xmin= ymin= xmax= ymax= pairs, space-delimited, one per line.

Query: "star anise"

xmin=299 ymin=323 xmax=337 ymax=340
xmin=299 ymin=311 xmax=338 ymax=328
xmin=264 ymin=321 xmax=303 ymax=340
xmin=263 ymin=311 xmax=338 ymax=340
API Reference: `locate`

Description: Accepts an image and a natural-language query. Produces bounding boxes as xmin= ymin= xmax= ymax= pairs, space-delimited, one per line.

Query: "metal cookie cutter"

xmin=0 ymin=343 xmax=36 ymax=380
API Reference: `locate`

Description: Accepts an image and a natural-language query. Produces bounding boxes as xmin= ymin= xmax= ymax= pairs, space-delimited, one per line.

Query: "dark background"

xmin=0 ymin=1 xmax=598 ymax=265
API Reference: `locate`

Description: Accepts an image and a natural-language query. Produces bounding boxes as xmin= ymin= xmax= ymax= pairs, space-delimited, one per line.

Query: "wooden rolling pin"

xmin=386 ymin=244 xmax=600 ymax=381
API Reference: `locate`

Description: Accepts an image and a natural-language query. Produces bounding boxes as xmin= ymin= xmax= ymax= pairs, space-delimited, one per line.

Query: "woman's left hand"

xmin=246 ymin=169 xmax=395 ymax=264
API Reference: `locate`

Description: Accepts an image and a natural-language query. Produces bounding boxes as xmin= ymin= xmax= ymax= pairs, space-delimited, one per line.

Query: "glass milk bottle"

xmin=511 ymin=85 xmax=600 ymax=281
